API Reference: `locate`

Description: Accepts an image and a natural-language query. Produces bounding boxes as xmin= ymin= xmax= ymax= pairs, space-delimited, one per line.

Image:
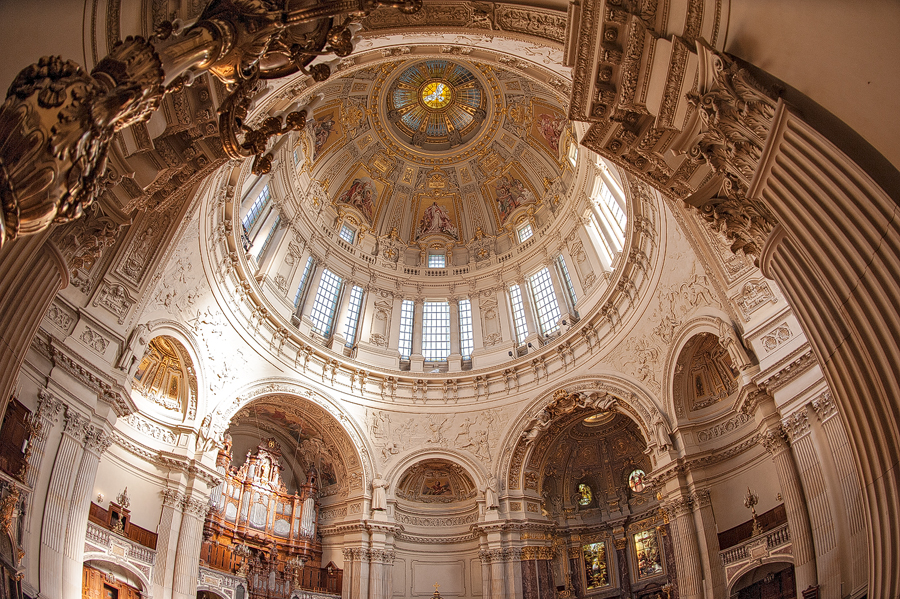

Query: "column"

xmin=368 ymin=549 xmax=395 ymax=599
xmin=342 ymin=548 xmax=370 ymax=599
xmin=813 ymin=392 xmax=867 ymax=595
xmin=23 ymin=390 xmax=64 ymax=530
xmin=386 ymin=294 xmax=404 ymax=353
xmin=504 ymin=549 xmax=523 ymax=599
xmin=516 ymin=279 xmax=539 ymax=344
xmin=783 ymin=409 xmax=840 ymax=598
xmin=172 ymin=495 xmax=210 ymax=599
xmin=613 ymin=538 xmax=631 ymax=598
xmin=692 ymin=490 xmax=726 ymax=599
xmin=62 ymin=426 xmax=112 ymax=599
xmin=331 ymin=280 xmax=355 ymax=348
xmin=663 ymin=495 xmax=704 ymax=599
xmin=40 ymin=408 xmax=86 ymax=599
xmin=760 ymin=425 xmax=817 ymax=592
xmin=470 ymin=293 xmax=486 ymax=355
xmin=0 ymin=235 xmax=66 ymax=422
xmin=152 ymin=489 xmax=185 ymax=599
xmin=410 ymin=299 xmax=424 ymax=371
xmin=448 ymin=298 xmax=461 ymax=371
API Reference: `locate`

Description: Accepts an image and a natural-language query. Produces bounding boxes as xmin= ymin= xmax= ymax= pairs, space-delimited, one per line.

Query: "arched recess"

xmin=499 ymin=375 xmax=675 ymax=495
xmin=81 ymin=555 xmax=151 ymax=599
xmin=210 ymin=379 xmax=374 ymax=497
xmin=384 ymin=448 xmax=489 ymax=491
xmin=134 ymin=318 xmax=209 ymax=425
xmin=726 ymin=559 xmax=795 ymax=598
xmin=662 ymin=311 xmax=755 ymax=426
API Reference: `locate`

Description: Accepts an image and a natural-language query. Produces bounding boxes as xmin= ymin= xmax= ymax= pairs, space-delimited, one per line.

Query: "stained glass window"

xmin=582 ymin=542 xmax=610 ymax=589
xmin=634 ymin=529 xmax=663 ymax=578
xmin=629 ymin=469 xmax=646 ymax=493
xmin=577 ymin=483 xmax=592 ymax=506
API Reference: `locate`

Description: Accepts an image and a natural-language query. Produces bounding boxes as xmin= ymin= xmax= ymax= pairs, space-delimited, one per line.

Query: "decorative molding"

xmin=760 ymin=323 xmax=792 ymax=353
xmin=696 ymin=412 xmax=752 ymax=443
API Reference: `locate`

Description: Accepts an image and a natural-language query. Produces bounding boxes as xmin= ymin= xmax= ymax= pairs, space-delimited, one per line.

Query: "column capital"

xmin=161 ymin=488 xmax=185 ymax=508
xmin=811 ymin=390 xmax=837 ymax=422
xmin=781 ymin=409 xmax=811 ymax=442
xmin=662 ymin=494 xmax=694 ymax=518
xmin=181 ymin=496 xmax=210 ymax=519
xmin=84 ymin=426 xmax=112 ymax=454
xmin=760 ymin=425 xmax=790 ymax=454
xmin=62 ymin=409 xmax=88 ymax=440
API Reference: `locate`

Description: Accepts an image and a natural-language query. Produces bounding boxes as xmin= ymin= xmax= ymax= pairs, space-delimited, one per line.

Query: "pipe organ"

xmin=202 ymin=438 xmax=340 ymax=597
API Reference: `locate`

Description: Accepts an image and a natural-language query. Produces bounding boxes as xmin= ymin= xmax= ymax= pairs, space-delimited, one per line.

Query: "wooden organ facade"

xmin=201 ymin=438 xmax=341 ymax=598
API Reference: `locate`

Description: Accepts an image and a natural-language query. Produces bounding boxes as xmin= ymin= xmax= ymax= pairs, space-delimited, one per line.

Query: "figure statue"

xmin=371 ymin=473 xmax=388 ymax=511
xmin=115 ymin=323 xmax=149 ymax=374
xmin=484 ymin=475 xmax=499 ymax=509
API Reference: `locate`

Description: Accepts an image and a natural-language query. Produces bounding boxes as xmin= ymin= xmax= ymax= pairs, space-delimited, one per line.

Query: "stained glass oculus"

xmin=387 ymin=60 xmax=487 ymax=149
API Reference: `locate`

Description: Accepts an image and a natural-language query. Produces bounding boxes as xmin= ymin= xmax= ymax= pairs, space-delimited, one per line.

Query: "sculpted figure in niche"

xmin=484 ymin=475 xmax=499 ymax=509
xmin=116 ymin=323 xmax=149 ymax=374
xmin=371 ymin=473 xmax=388 ymax=511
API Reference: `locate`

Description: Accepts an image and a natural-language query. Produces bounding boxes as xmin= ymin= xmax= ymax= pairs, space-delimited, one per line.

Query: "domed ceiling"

xmin=299 ymin=58 xmax=573 ymax=242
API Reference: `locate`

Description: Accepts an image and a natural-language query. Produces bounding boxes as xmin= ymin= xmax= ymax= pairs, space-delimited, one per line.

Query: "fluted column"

xmin=783 ymin=408 xmax=840 ymax=598
xmin=369 ymin=549 xmax=395 ymax=599
xmin=761 ymin=425 xmax=817 ymax=592
xmin=40 ymin=408 xmax=87 ymax=599
xmin=812 ymin=392 xmax=867 ymax=595
xmin=342 ymin=548 xmax=370 ymax=599
xmin=663 ymin=495 xmax=704 ymax=599
xmin=153 ymin=489 xmax=185 ymax=599
xmin=0 ymin=236 xmax=66 ymax=422
xmin=692 ymin=490 xmax=726 ymax=599
xmin=62 ymin=425 xmax=112 ymax=599
xmin=23 ymin=390 xmax=64 ymax=532
xmin=172 ymin=495 xmax=209 ymax=599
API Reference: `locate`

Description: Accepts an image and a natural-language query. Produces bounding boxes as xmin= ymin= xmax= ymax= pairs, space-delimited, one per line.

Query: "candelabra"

xmin=0 ymin=0 xmax=422 ymax=247
xmin=744 ymin=487 xmax=761 ymax=536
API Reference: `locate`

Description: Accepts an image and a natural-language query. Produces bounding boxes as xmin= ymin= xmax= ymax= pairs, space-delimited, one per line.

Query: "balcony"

xmin=720 ymin=523 xmax=792 ymax=590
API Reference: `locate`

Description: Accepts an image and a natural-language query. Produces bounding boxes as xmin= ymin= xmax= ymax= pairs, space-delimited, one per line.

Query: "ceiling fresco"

xmin=299 ymin=58 xmax=574 ymax=241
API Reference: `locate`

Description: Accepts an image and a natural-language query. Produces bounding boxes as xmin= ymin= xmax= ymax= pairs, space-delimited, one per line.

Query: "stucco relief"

xmin=367 ymin=407 xmax=504 ymax=468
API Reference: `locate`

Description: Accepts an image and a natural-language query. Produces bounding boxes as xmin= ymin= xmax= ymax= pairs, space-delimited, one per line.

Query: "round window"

xmin=628 ymin=469 xmax=646 ymax=493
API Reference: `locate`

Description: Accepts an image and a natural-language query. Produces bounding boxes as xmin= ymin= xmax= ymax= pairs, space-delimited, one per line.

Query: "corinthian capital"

xmin=760 ymin=425 xmax=790 ymax=454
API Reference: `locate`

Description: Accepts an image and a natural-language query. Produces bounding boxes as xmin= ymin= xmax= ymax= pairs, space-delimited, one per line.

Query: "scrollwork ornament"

xmin=0 ymin=0 xmax=422 ymax=246
xmin=760 ymin=425 xmax=789 ymax=455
